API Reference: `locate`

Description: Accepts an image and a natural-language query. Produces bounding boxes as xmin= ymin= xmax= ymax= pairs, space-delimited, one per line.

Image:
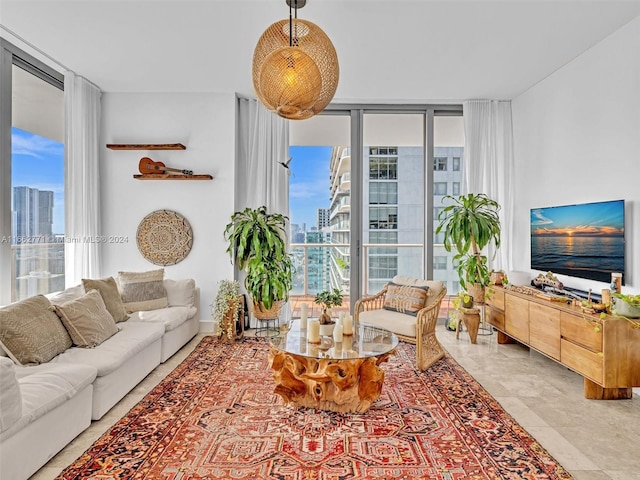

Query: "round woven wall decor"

xmin=136 ymin=210 xmax=193 ymax=266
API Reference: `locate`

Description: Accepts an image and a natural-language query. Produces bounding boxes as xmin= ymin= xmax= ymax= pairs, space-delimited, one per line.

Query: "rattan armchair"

xmin=354 ymin=277 xmax=447 ymax=370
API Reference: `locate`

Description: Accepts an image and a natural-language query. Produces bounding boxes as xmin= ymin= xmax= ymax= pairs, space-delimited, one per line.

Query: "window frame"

xmin=0 ymin=40 xmax=64 ymax=305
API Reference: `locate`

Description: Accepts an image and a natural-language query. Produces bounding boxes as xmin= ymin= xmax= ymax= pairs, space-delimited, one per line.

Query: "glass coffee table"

xmin=268 ymin=321 xmax=398 ymax=413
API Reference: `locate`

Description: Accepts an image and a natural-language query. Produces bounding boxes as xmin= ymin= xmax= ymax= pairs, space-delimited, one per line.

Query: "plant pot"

xmin=490 ymin=271 xmax=505 ymax=286
xmin=252 ymin=300 xmax=283 ymax=320
xmin=319 ymin=322 xmax=335 ymax=336
xmin=467 ymin=283 xmax=485 ymax=304
xmin=461 ymin=295 xmax=474 ymax=308
xmin=613 ymin=299 xmax=640 ymax=318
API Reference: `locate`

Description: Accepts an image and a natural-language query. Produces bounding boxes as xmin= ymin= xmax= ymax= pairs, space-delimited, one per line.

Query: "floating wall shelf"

xmin=107 ymin=143 xmax=186 ymax=150
xmin=133 ymin=174 xmax=213 ymax=181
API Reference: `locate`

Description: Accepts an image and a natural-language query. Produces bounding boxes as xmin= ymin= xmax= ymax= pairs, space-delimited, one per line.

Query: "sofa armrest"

xmin=0 ymin=358 xmax=21 ymax=433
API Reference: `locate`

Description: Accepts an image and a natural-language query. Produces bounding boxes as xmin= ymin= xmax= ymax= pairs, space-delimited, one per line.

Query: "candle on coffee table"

xmin=300 ymin=303 xmax=308 ymax=330
xmin=307 ymin=319 xmax=320 ymax=344
xmin=343 ymin=314 xmax=353 ymax=335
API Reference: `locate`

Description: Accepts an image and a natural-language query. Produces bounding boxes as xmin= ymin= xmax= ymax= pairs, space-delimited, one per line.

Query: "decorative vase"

xmin=490 ymin=271 xmax=505 ymax=286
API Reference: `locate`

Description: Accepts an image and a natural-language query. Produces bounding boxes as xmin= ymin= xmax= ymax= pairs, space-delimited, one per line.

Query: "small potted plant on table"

xmin=314 ymin=288 xmax=344 ymax=336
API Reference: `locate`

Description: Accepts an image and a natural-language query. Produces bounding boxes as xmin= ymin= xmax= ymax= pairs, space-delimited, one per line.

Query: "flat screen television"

xmin=530 ymin=199 xmax=625 ymax=284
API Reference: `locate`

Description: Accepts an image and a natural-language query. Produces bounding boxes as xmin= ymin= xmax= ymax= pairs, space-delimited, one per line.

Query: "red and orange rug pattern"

xmin=57 ymin=336 xmax=572 ymax=479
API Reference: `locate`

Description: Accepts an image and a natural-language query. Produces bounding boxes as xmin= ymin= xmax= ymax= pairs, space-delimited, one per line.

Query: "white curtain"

xmin=462 ymin=99 xmax=514 ymax=273
xmin=236 ymin=98 xmax=290 ymax=326
xmin=236 ymin=98 xmax=290 ymax=216
xmin=64 ymin=71 xmax=102 ymax=286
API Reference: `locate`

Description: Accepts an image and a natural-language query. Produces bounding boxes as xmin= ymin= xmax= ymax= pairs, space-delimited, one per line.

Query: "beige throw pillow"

xmin=0 ymin=295 xmax=72 ymax=365
xmin=82 ymin=277 xmax=129 ymax=322
xmin=118 ymin=269 xmax=168 ymax=313
xmin=383 ymin=283 xmax=430 ymax=316
xmin=50 ymin=290 xmax=119 ymax=348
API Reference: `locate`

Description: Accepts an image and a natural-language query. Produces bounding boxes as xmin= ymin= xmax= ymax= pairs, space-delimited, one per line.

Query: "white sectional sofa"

xmin=0 ymin=276 xmax=200 ymax=480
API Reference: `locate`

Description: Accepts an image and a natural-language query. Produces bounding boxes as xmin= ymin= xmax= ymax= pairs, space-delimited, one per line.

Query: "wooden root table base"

xmin=268 ymin=348 xmax=395 ymax=413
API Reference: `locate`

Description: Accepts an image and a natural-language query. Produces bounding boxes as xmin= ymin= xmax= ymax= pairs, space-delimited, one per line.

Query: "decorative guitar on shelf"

xmin=138 ymin=157 xmax=193 ymax=175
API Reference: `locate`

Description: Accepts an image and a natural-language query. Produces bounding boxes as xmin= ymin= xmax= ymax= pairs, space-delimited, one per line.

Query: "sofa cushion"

xmin=118 ymin=269 xmax=168 ymax=313
xmin=1 ymin=362 xmax=97 ymax=441
xmin=82 ymin=277 xmax=129 ymax=323
xmin=48 ymin=321 xmax=164 ymax=377
xmin=383 ymin=282 xmax=430 ymax=316
xmin=0 ymin=357 xmax=21 ymax=433
xmin=359 ymin=309 xmax=419 ymax=339
xmin=0 ymin=295 xmax=72 ymax=365
xmin=164 ymin=279 xmax=196 ymax=307
xmin=50 ymin=290 xmax=119 ymax=348
xmin=132 ymin=306 xmax=198 ymax=332
xmin=47 ymin=285 xmax=84 ymax=305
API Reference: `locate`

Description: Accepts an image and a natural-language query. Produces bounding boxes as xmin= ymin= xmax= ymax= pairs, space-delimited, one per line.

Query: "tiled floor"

xmin=31 ymin=322 xmax=640 ymax=480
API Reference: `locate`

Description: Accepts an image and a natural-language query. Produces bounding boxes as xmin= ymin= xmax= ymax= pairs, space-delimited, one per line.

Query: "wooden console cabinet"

xmin=485 ymin=286 xmax=640 ymax=400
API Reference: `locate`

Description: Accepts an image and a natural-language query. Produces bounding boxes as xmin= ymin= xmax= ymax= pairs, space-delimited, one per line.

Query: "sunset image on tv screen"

xmin=530 ymin=199 xmax=624 ymax=284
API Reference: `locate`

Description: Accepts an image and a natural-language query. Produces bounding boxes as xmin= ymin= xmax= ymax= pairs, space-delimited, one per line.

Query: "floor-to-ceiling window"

xmin=432 ymin=115 xmax=465 ymax=296
xmin=289 ymin=106 xmax=463 ymax=311
xmin=0 ymin=40 xmax=64 ymax=304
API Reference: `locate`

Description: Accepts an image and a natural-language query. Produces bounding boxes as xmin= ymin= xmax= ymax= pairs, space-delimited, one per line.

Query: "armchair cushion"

xmin=383 ymin=283 xmax=429 ymax=316
xmin=359 ymin=309 xmax=419 ymax=338
xmin=392 ymin=276 xmax=444 ymax=307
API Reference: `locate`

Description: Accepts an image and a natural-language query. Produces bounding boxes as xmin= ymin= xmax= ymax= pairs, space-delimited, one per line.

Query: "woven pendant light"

xmin=252 ymin=1 xmax=339 ymax=120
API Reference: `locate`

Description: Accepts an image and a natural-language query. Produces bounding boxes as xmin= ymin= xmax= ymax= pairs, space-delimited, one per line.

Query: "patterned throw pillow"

xmin=118 ymin=269 xmax=168 ymax=313
xmin=0 ymin=295 xmax=72 ymax=365
xmin=50 ymin=289 xmax=119 ymax=348
xmin=383 ymin=282 xmax=430 ymax=316
xmin=82 ymin=277 xmax=130 ymax=322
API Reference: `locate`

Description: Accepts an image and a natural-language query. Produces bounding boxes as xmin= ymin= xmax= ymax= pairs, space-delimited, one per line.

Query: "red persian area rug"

xmin=57 ymin=336 xmax=573 ymax=480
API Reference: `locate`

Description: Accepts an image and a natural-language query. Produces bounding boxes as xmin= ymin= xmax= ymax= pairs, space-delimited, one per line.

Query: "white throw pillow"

xmin=47 ymin=285 xmax=84 ymax=305
xmin=164 ymin=279 xmax=196 ymax=307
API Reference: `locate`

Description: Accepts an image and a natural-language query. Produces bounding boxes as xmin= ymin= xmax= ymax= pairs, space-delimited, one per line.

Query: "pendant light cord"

xmin=288 ymin=0 xmax=299 ymax=47
xmin=289 ymin=1 xmax=293 ymax=47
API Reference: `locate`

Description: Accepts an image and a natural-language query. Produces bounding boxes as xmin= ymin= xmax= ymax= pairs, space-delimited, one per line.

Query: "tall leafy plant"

xmin=436 ymin=193 xmax=501 ymax=291
xmin=224 ymin=206 xmax=294 ymax=311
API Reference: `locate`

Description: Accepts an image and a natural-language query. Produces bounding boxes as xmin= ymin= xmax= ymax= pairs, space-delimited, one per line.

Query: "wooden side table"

xmin=456 ymin=306 xmax=480 ymax=344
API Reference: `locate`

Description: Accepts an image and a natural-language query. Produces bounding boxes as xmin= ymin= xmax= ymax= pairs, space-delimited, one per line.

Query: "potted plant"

xmin=436 ymin=193 xmax=501 ymax=303
xmin=224 ymin=206 xmax=294 ymax=319
xmin=612 ymin=293 xmax=640 ymax=318
xmin=314 ymin=288 xmax=344 ymax=335
xmin=212 ymin=280 xmax=242 ymax=341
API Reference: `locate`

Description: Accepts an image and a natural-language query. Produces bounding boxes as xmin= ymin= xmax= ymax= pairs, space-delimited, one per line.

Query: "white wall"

xmin=100 ymin=93 xmax=236 ymax=324
xmin=512 ymin=17 xmax=640 ymax=294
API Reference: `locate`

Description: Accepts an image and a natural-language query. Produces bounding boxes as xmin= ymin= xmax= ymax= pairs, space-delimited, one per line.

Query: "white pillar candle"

xmin=343 ymin=314 xmax=353 ymax=335
xmin=307 ymin=319 xmax=320 ymax=344
xmin=300 ymin=303 xmax=308 ymax=330
xmin=333 ymin=322 xmax=343 ymax=343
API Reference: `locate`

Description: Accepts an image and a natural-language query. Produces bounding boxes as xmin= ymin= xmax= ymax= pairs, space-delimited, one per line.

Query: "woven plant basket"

xmin=467 ymin=283 xmax=485 ymax=304
xmin=252 ymin=300 xmax=284 ymax=320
